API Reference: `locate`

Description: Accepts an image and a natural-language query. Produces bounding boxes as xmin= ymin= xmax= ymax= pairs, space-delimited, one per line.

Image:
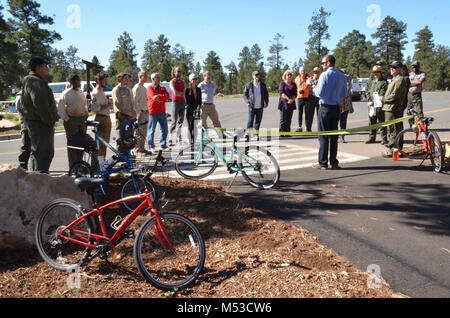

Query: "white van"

xmin=48 ymin=81 xmax=96 ymax=103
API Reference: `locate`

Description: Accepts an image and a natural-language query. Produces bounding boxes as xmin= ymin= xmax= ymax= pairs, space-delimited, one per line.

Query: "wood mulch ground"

xmin=0 ymin=176 xmax=405 ymax=298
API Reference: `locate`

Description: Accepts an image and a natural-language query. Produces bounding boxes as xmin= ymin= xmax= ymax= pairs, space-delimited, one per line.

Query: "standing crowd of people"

xmin=17 ymin=53 xmax=425 ymax=174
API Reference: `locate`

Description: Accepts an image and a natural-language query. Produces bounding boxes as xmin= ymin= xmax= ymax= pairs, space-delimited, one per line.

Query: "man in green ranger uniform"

xmin=21 ymin=57 xmax=58 ymax=174
xmin=408 ymin=61 xmax=426 ymax=127
xmin=382 ymin=61 xmax=407 ymax=157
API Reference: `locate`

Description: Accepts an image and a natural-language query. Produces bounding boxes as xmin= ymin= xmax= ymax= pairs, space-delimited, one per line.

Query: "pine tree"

xmin=371 ymin=16 xmax=408 ymax=64
xmin=108 ymin=32 xmax=138 ymax=85
xmin=333 ymin=30 xmax=370 ymax=77
xmin=412 ymin=26 xmax=435 ymax=78
xmin=0 ymin=5 xmax=20 ymax=99
xmin=6 ymin=0 xmax=61 ymax=71
xmin=304 ymin=7 xmax=331 ymax=71
xmin=203 ymin=51 xmax=226 ymax=93
xmin=266 ymin=33 xmax=288 ymax=92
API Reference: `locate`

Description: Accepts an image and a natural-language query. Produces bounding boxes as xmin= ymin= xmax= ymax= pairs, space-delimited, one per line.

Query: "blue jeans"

xmin=247 ymin=107 xmax=264 ymax=132
xmin=148 ymin=112 xmax=168 ymax=149
xmin=317 ymin=105 xmax=340 ymax=167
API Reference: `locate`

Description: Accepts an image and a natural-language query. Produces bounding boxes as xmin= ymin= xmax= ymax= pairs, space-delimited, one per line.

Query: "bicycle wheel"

xmin=120 ymin=175 xmax=158 ymax=212
xmin=35 ymin=199 xmax=94 ymax=271
xmin=428 ymin=131 xmax=445 ymax=173
xmin=68 ymin=161 xmax=93 ymax=178
xmin=395 ymin=127 xmax=427 ymax=159
xmin=134 ymin=213 xmax=205 ymax=290
xmin=175 ymin=144 xmax=218 ymax=180
xmin=240 ymin=146 xmax=280 ymax=189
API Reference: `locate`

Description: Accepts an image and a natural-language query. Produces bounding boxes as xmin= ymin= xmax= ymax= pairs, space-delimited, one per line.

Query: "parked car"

xmin=351 ymin=78 xmax=369 ymax=101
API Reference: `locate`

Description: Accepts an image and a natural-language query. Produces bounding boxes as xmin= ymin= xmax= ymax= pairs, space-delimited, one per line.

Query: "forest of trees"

xmin=0 ymin=0 xmax=449 ymax=100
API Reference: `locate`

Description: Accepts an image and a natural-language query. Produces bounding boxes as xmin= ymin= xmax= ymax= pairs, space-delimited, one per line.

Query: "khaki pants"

xmin=94 ymin=114 xmax=112 ymax=158
xmin=201 ymin=103 xmax=221 ymax=128
xmin=135 ymin=110 xmax=149 ymax=152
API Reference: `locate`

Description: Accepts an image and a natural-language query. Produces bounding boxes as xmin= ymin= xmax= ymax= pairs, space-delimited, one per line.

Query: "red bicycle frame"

xmin=412 ymin=117 xmax=432 ymax=153
xmin=55 ymin=190 xmax=174 ymax=254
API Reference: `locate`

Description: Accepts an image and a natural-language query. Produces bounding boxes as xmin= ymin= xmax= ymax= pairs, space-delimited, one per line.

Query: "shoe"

xmin=251 ymin=135 xmax=260 ymax=141
xmin=168 ymin=139 xmax=174 ymax=146
xmin=340 ymin=135 xmax=346 ymax=144
xmin=312 ymin=163 xmax=328 ymax=170
xmin=330 ymin=164 xmax=342 ymax=170
xmin=296 ymin=127 xmax=303 ymax=132
xmin=365 ymin=139 xmax=376 ymax=144
xmin=147 ymin=148 xmax=155 ymax=155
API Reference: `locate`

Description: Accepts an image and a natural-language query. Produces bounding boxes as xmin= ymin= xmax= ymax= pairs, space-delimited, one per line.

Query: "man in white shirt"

xmin=198 ymin=71 xmax=221 ymax=128
xmin=57 ymin=74 xmax=89 ymax=169
xmin=133 ymin=71 xmax=149 ymax=155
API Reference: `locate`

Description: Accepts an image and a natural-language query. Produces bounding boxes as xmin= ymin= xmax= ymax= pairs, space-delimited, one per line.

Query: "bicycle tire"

xmin=133 ymin=213 xmax=205 ymax=290
xmin=68 ymin=161 xmax=94 ymax=178
xmin=428 ymin=130 xmax=445 ymax=173
xmin=175 ymin=144 xmax=218 ymax=180
xmin=35 ymin=199 xmax=94 ymax=272
xmin=395 ymin=127 xmax=427 ymax=160
xmin=240 ymin=146 xmax=280 ymax=189
xmin=120 ymin=175 xmax=158 ymax=212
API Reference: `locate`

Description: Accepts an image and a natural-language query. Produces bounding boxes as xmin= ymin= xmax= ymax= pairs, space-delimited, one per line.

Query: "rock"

xmin=0 ymin=164 xmax=90 ymax=249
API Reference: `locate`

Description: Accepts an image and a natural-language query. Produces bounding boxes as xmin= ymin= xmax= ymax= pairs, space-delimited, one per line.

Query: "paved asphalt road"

xmin=1 ymin=91 xmax=449 ymax=297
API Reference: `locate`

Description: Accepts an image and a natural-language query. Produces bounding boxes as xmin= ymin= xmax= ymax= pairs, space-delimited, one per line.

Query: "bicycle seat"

xmin=74 ymin=177 xmax=106 ymax=192
xmin=422 ymin=117 xmax=434 ymax=125
xmin=85 ymin=120 xmax=101 ymax=127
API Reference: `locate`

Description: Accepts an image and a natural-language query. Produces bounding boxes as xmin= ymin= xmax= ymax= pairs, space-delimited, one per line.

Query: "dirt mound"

xmin=0 ymin=176 xmax=403 ymax=298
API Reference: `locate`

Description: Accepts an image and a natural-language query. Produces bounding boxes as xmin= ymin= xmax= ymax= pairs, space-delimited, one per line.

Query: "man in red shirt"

xmin=147 ymin=72 xmax=170 ymax=153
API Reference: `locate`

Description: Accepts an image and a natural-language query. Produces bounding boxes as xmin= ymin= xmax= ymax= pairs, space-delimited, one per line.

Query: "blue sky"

xmin=1 ymin=0 xmax=449 ymax=70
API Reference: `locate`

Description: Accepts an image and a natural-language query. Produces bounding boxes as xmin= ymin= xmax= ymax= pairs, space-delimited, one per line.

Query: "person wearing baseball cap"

xmin=21 ymin=56 xmax=58 ymax=174
xmin=381 ymin=61 xmax=407 ymax=157
xmin=366 ymin=65 xmax=388 ymax=144
xmin=408 ymin=60 xmax=426 ymax=126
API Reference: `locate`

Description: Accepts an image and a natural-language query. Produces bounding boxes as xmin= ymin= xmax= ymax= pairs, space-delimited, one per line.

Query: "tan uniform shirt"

xmin=91 ymin=87 xmax=110 ymax=116
xmin=112 ymin=85 xmax=136 ymax=117
xmin=132 ymin=83 xmax=148 ymax=113
xmin=409 ymin=71 xmax=426 ymax=94
xmin=57 ymin=88 xmax=88 ymax=121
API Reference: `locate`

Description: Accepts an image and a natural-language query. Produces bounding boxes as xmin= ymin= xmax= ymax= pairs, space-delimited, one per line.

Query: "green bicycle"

xmin=174 ymin=126 xmax=280 ymax=189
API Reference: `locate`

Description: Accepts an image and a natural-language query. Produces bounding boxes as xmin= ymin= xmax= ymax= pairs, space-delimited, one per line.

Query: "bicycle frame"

xmin=55 ymin=190 xmax=172 ymax=252
xmin=197 ymin=127 xmax=260 ymax=173
xmin=411 ymin=116 xmax=432 ymax=154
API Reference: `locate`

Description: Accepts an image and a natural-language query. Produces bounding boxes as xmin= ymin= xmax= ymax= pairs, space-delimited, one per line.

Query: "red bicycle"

xmin=395 ymin=108 xmax=445 ymax=173
xmin=35 ymin=151 xmax=205 ymax=290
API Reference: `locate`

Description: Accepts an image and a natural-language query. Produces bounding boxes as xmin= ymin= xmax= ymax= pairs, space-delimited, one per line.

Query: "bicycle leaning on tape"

xmin=174 ymin=121 xmax=280 ymax=190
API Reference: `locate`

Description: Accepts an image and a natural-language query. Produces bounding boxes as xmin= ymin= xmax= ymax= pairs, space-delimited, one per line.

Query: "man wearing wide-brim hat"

xmin=366 ymin=65 xmax=388 ymax=144
xmin=408 ymin=61 xmax=426 ymax=126
xmin=381 ymin=61 xmax=407 ymax=157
